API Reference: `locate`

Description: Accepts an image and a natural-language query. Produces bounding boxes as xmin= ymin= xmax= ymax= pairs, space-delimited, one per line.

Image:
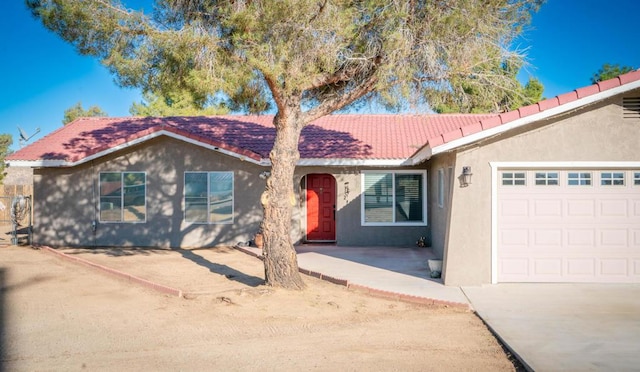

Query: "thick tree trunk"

xmin=261 ymin=110 xmax=306 ymax=289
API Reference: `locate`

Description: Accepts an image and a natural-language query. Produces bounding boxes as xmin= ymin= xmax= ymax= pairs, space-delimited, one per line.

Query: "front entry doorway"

xmin=306 ymin=174 xmax=336 ymax=242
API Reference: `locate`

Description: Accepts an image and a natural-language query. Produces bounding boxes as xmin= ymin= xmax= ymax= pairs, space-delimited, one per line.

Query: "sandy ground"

xmin=0 ymin=245 xmax=520 ymax=371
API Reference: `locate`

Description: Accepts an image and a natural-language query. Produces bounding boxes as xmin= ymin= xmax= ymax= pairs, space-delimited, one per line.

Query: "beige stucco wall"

xmin=443 ymin=92 xmax=640 ymax=286
xmin=33 ymin=135 xmax=433 ymax=248
xmin=34 ymin=136 xmax=265 ymax=248
xmin=424 ymin=153 xmax=456 ymax=259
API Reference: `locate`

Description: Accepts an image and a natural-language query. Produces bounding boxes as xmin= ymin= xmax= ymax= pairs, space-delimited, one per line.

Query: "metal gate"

xmin=0 ymin=195 xmax=32 ymax=246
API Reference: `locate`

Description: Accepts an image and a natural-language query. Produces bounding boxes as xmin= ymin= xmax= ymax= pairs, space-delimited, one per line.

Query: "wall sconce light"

xmin=460 ymin=166 xmax=473 ymax=187
xmin=259 ymin=171 xmax=271 ymax=180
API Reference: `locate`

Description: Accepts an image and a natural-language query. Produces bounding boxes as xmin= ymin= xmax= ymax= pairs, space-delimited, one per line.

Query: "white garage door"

xmin=497 ymin=169 xmax=640 ymax=283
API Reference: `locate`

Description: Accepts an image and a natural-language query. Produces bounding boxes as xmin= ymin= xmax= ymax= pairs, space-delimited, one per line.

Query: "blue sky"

xmin=1 ymin=0 xmax=639 ymax=151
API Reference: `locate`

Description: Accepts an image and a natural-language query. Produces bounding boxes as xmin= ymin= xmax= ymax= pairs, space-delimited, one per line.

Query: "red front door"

xmin=306 ymin=174 xmax=336 ymax=241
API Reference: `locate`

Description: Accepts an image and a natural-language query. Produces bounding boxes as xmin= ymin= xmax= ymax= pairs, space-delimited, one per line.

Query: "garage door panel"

xmin=534 ymin=199 xmax=563 ymax=217
xmin=634 ymin=201 xmax=640 ymax=217
xmin=634 ymin=230 xmax=640 ymax=246
xmin=498 ymin=169 xmax=640 ymax=283
xmin=567 ymin=258 xmax=596 ymax=276
xmin=600 ymin=229 xmax=629 ymax=246
xmin=501 ymin=199 xmax=528 ymax=217
xmin=566 ymin=199 xmax=596 ymax=217
xmin=566 ymin=229 xmax=595 ymax=247
xmin=600 ymin=259 xmax=628 ymax=276
xmin=534 ymin=258 xmax=562 ymax=276
xmin=600 ymin=199 xmax=628 ymax=217
xmin=500 ymin=228 xmax=529 ymax=247
xmin=533 ymin=229 xmax=563 ymax=246
xmin=500 ymin=258 xmax=529 ymax=277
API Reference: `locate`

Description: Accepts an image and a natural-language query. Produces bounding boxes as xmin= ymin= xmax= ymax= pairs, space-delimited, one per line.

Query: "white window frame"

xmin=501 ymin=172 xmax=526 ymax=186
xmin=437 ymin=168 xmax=445 ymax=208
xmin=360 ymin=170 xmax=428 ymax=227
xmin=567 ymin=171 xmax=592 ymax=186
xmin=534 ymin=171 xmax=559 ymax=186
xmin=600 ymin=171 xmax=625 ymax=186
xmin=98 ymin=171 xmax=147 ymax=223
xmin=184 ymin=171 xmax=234 ymax=224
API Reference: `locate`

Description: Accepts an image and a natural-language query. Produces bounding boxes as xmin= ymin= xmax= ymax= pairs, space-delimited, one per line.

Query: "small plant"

xmin=416 ymin=236 xmax=426 ymax=247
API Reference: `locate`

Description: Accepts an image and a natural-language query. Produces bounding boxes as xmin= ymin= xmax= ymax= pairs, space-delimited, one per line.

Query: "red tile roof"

xmin=7 ymin=70 xmax=640 ymax=166
xmin=6 ymin=114 xmax=494 ymax=164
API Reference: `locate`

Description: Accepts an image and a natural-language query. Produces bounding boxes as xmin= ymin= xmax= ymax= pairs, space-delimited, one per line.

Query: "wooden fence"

xmin=0 ymin=185 xmax=33 ymax=245
xmin=0 ymin=184 xmax=33 ymax=198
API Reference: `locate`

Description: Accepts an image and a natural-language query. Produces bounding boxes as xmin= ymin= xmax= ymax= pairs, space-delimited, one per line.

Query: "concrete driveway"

xmin=462 ymin=284 xmax=640 ymax=371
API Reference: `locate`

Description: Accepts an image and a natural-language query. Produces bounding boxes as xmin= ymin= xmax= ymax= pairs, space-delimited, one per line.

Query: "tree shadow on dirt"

xmin=176 ymin=248 xmax=264 ymax=287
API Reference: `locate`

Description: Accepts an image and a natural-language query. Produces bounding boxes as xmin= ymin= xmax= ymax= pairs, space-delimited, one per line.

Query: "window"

xmin=535 ymin=172 xmax=559 ymax=186
xmin=99 ymin=172 xmax=146 ymax=222
xmin=635 ymin=172 xmax=640 ymax=186
xmin=437 ymin=169 xmax=444 ymax=208
xmin=568 ymin=172 xmax=592 ymax=186
xmin=362 ymin=171 xmax=426 ymax=226
xmin=502 ymin=172 xmax=526 ymax=186
xmin=601 ymin=172 xmax=625 ymax=186
xmin=184 ymin=172 xmax=234 ymax=224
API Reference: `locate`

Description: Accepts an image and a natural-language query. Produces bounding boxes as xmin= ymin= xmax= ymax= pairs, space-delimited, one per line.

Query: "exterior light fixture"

xmin=461 ymin=166 xmax=473 ymax=187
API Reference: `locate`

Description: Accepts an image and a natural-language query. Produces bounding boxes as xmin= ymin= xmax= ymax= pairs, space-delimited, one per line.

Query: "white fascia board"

xmin=410 ymin=146 xmax=432 ymax=165
xmin=490 ymin=161 xmax=640 ymax=169
xmin=7 ymin=130 xmax=268 ymax=168
xmin=6 ymin=159 xmax=68 ymax=167
xmin=430 ymin=80 xmax=640 ymax=157
xmin=296 ymin=158 xmax=410 ymax=167
xmin=160 ymin=131 xmax=267 ymax=165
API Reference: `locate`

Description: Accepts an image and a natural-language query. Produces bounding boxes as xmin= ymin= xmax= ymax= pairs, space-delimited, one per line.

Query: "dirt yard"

xmin=0 ymin=245 xmax=520 ymax=371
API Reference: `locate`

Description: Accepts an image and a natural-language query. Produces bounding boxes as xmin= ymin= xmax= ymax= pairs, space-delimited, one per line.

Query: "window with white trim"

xmin=184 ymin=172 xmax=234 ymax=224
xmin=502 ymin=172 xmax=526 ymax=186
xmin=535 ymin=172 xmax=559 ymax=186
xmin=568 ymin=172 xmax=592 ymax=186
xmin=635 ymin=172 xmax=640 ymax=185
xmin=601 ymin=172 xmax=625 ymax=186
xmin=437 ymin=169 xmax=444 ymax=208
xmin=99 ymin=172 xmax=146 ymax=222
xmin=362 ymin=171 xmax=426 ymax=226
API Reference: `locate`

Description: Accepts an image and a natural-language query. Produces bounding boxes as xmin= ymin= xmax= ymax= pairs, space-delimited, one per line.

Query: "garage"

xmin=496 ymin=167 xmax=640 ymax=283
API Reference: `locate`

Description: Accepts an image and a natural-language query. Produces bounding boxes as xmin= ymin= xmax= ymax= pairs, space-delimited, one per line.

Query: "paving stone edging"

xmin=39 ymin=245 xmax=183 ymax=298
xmin=234 ymin=245 xmax=470 ymax=310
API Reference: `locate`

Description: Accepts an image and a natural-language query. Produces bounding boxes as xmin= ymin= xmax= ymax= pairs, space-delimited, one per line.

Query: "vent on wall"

xmin=623 ymin=97 xmax=640 ymax=119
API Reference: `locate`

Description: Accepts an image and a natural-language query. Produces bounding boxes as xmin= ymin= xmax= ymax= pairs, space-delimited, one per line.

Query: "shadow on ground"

xmin=176 ymin=249 xmax=264 ymax=287
xmin=61 ymin=246 xmax=264 ymax=288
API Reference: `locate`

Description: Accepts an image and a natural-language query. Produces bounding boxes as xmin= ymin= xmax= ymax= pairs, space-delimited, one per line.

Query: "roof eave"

xmin=6 ymin=130 xmax=269 ymax=168
xmin=296 ymin=158 xmax=411 ymax=167
xmin=429 ymin=79 xmax=640 ymax=156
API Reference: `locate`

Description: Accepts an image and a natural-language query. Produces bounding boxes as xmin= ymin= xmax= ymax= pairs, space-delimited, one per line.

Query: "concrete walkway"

xmin=463 ymin=284 xmax=640 ymax=371
xmin=294 ymin=245 xmax=468 ymax=305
